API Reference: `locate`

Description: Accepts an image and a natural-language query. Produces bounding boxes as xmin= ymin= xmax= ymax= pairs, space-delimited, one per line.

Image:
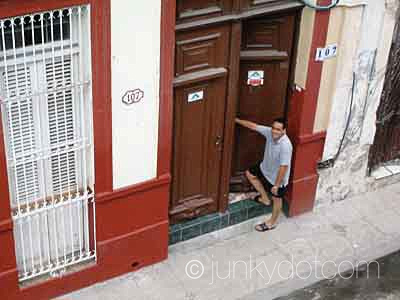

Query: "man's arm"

xmin=271 ymin=144 xmax=292 ymax=194
xmin=271 ymin=166 xmax=288 ymax=195
xmin=235 ymin=118 xmax=258 ymax=131
xmin=235 ymin=118 xmax=271 ymax=138
xmin=274 ymin=166 xmax=288 ymax=188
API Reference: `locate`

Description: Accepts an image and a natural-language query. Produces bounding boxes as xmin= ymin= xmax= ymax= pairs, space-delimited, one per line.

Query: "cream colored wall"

xmin=294 ymin=1 xmax=372 ymax=132
xmin=111 ymin=0 xmax=161 ymax=189
xmin=294 ymin=2 xmax=316 ymax=88
xmin=313 ymin=4 xmax=365 ymax=132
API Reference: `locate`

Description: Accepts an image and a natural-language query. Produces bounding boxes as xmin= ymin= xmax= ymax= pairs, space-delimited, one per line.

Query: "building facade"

xmin=0 ymin=0 xmax=398 ymax=299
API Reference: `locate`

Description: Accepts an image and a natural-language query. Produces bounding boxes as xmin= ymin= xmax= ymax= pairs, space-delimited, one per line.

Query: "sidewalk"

xmin=59 ymin=182 xmax=400 ymax=300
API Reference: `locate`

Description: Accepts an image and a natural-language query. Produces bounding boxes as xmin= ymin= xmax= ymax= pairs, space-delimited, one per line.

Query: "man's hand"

xmin=273 ymin=165 xmax=288 ymax=196
xmin=271 ymin=186 xmax=279 ymax=195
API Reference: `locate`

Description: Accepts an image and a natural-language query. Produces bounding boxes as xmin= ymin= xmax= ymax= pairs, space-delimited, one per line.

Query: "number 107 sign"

xmin=315 ymin=44 xmax=338 ymax=61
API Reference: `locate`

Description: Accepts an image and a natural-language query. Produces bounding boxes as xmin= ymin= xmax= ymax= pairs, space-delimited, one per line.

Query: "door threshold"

xmin=169 ymin=196 xmax=289 ymax=245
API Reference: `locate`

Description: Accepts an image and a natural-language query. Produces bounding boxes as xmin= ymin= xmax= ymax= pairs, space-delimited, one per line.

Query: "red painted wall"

xmin=286 ymin=0 xmax=331 ymax=216
xmin=0 ymin=0 xmax=175 ymax=299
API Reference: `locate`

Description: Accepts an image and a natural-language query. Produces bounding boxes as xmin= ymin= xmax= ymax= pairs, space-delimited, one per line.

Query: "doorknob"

xmin=215 ymin=135 xmax=222 ymax=146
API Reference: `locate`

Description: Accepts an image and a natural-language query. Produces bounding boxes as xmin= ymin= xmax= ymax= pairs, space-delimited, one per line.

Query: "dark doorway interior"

xmin=230 ymin=14 xmax=297 ymax=192
xmin=369 ymin=15 xmax=400 ymax=172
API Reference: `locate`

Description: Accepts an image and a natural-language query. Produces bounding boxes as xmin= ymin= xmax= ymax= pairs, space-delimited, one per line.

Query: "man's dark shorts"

xmin=248 ymin=162 xmax=287 ymax=198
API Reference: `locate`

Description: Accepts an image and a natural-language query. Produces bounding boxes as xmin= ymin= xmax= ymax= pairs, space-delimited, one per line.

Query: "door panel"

xmin=175 ymin=25 xmax=230 ymax=76
xmin=176 ymin=0 xmax=233 ymax=24
xmin=170 ymin=77 xmax=227 ymax=222
xmin=240 ymin=0 xmax=286 ymax=11
xmin=231 ymin=14 xmax=296 ymax=190
xmin=243 ymin=17 xmax=286 ymax=50
xmin=242 ymin=16 xmax=294 ymax=51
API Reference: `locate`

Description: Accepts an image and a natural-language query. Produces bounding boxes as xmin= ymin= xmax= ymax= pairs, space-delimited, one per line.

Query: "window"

xmin=0 ymin=5 xmax=95 ymax=282
xmin=0 ymin=10 xmax=71 ymax=52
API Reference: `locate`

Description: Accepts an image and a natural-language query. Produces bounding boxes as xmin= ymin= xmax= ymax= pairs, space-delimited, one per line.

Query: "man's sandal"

xmin=255 ymin=222 xmax=276 ymax=232
xmin=253 ymin=195 xmax=272 ymax=207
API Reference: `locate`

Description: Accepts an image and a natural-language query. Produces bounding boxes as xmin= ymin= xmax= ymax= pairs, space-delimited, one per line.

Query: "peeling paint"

xmin=316 ymin=0 xmax=399 ymax=208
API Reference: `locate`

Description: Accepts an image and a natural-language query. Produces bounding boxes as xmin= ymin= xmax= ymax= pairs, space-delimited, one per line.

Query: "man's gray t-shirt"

xmin=255 ymin=125 xmax=293 ymax=187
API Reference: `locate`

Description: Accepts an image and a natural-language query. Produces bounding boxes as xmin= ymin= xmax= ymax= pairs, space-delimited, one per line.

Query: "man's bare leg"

xmin=245 ymin=170 xmax=271 ymax=205
xmin=266 ymin=196 xmax=282 ymax=227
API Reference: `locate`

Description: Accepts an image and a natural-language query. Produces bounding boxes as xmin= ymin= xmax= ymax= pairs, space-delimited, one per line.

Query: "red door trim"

xmin=302 ymin=1 xmax=332 ymax=135
xmin=286 ymin=0 xmax=331 ymax=216
xmin=157 ymin=0 xmax=176 ymax=178
xmin=91 ymin=0 xmax=114 ymax=194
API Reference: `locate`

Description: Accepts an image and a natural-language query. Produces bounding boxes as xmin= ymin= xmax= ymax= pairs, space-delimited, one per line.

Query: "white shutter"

xmin=1 ymin=6 xmax=95 ymax=282
xmin=45 ymin=56 xmax=78 ymax=195
xmin=1 ymin=65 xmax=40 ymax=208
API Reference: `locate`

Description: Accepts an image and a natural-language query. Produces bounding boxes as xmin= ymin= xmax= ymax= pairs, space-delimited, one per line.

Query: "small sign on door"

xmin=188 ymin=90 xmax=204 ymax=103
xmin=247 ymin=71 xmax=264 ymax=86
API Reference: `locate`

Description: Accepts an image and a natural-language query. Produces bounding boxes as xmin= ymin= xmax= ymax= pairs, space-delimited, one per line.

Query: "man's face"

xmin=271 ymin=121 xmax=285 ymax=140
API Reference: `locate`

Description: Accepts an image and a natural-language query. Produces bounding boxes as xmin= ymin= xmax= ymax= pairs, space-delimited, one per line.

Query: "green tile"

xmin=168 ymin=197 xmax=292 ymax=245
xmin=229 ymin=210 xmax=247 ymax=226
xmin=169 ymin=230 xmax=181 ymax=245
xmin=228 ymin=201 xmax=246 ymax=212
xmin=169 ymin=223 xmax=181 ymax=233
xmin=221 ymin=213 xmax=229 ymax=228
xmin=248 ymin=204 xmax=266 ymax=219
xmin=244 ymin=199 xmax=258 ymax=209
xmin=182 ymin=224 xmax=201 ymax=241
xmin=178 ymin=217 xmax=202 ymax=229
xmin=201 ymin=216 xmax=221 ymax=234
xmin=178 ymin=212 xmax=219 ymax=230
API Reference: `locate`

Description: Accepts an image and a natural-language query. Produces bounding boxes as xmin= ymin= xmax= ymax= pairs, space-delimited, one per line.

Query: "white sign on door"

xmin=188 ymin=90 xmax=204 ymax=103
xmin=247 ymin=70 xmax=264 ymax=86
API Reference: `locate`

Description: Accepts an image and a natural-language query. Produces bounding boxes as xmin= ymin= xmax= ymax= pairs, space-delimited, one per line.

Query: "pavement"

xmin=274 ymin=249 xmax=400 ymax=300
xmin=58 ymin=182 xmax=400 ymax=300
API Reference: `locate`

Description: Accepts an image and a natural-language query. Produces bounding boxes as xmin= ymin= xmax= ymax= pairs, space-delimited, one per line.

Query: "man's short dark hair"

xmin=273 ymin=117 xmax=286 ymax=129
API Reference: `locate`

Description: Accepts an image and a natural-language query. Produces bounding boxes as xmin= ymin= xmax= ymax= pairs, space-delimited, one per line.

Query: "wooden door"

xmin=170 ymin=25 xmax=230 ymax=222
xmin=231 ymin=14 xmax=296 ymax=190
xmin=170 ymin=78 xmax=227 ymax=222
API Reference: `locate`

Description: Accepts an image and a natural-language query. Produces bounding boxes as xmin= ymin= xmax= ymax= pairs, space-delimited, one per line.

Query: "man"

xmin=235 ymin=117 xmax=293 ymax=232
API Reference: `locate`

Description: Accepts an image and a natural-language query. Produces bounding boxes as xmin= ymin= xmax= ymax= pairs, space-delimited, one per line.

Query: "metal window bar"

xmin=0 ymin=5 xmax=96 ymax=283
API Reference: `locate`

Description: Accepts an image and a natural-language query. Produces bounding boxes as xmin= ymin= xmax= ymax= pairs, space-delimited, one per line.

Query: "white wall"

xmin=111 ymin=0 xmax=161 ymax=189
xmin=315 ymin=0 xmax=399 ymax=206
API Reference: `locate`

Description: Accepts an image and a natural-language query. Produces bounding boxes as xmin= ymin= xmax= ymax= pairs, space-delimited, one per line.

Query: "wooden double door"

xmin=170 ymin=11 xmax=298 ymax=223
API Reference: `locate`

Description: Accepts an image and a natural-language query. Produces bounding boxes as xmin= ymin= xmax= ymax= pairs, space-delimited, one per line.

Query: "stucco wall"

xmin=314 ymin=0 xmax=399 ymax=207
xmin=111 ymin=0 xmax=161 ymax=189
xmin=294 ymin=1 xmax=316 ymax=88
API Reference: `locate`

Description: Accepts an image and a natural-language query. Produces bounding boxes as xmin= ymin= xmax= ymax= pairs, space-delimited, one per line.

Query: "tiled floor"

xmin=169 ymin=193 xmax=291 ymax=245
